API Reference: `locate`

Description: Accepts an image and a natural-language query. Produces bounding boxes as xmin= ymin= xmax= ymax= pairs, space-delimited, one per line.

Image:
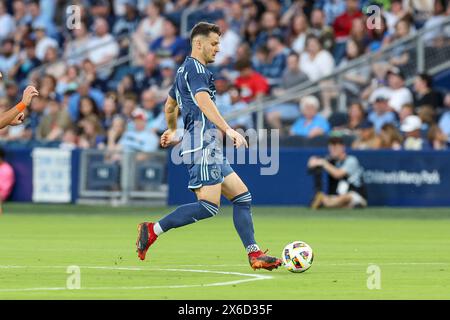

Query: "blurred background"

xmin=0 ymin=0 xmax=449 ymax=208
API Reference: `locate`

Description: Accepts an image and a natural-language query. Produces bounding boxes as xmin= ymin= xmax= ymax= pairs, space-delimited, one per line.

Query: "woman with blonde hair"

xmin=379 ymin=123 xmax=403 ymax=150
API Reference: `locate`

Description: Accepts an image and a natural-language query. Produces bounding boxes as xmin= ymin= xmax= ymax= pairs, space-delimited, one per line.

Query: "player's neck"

xmin=190 ymin=53 xmax=207 ymax=66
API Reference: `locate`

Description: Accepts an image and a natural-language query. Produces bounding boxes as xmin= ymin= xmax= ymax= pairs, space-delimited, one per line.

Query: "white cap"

xmin=401 ymin=115 xmax=422 ymax=132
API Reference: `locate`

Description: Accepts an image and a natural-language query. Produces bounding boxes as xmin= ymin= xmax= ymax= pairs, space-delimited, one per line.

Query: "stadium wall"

xmin=4 ymin=148 xmax=450 ymax=207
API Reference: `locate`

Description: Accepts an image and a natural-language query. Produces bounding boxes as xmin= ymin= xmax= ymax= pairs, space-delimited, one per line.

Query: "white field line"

xmin=0 ymin=266 xmax=273 ymax=292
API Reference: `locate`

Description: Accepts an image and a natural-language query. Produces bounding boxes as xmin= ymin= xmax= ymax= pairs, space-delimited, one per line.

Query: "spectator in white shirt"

xmin=33 ymin=21 xmax=58 ymax=61
xmin=86 ymin=17 xmax=119 ymax=80
xmin=0 ymin=2 xmax=15 ymax=41
xmin=299 ymin=34 xmax=335 ymax=82
xmin=386 ymin=67 xmax=413 ymax=113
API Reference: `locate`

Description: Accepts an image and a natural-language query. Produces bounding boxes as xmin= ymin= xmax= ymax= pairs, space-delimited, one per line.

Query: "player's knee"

xmin=198 ymin=200 xmax=219 ymax=217
xmin=231 ymin=191 xmax=252 ymax=206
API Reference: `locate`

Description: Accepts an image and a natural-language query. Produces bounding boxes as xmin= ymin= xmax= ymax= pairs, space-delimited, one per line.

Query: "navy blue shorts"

xmin=186 ymin=147 xmax=234 ymax=190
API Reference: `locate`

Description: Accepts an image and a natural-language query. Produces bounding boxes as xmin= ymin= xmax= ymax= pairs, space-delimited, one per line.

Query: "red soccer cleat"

xmin=136 ymin=222 xmax=158 ymax=261
xmin=248 ymin=250 xmax=282 ymax=271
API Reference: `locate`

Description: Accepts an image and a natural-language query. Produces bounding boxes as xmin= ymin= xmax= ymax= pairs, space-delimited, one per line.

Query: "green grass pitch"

xmin=0 ymin=203 xmax=449 ymax=299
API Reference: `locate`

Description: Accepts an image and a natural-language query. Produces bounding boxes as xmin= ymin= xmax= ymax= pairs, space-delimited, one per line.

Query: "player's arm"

xmin=195 ymin=92 xmax=248 ymax=148
xmin=160 ymin=95 xmax=180 ymax=148
xmin=0 ymin=86 xmax=39 ymax=129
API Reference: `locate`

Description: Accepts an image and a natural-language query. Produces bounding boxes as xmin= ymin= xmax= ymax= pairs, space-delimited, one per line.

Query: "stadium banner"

xmin=31 ymin=148 xmax=72 ymax=203
xmin=168 ymin=149 xmax=450 ymax=207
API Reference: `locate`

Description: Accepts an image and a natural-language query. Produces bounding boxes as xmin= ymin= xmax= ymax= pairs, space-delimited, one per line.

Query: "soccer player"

xmin=136 ymin=22 xmax=282 ymax=271
xmin=0 ymin=82 xmax=39 ymax=129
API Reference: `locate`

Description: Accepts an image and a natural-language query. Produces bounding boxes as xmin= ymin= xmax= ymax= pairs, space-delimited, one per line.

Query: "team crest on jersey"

xmin=210 ymin=168 xmax=221 ymax=180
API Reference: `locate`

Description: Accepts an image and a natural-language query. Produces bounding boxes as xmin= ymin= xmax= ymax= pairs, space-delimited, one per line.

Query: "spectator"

xmin=113 ymin=0 xmax=140 ymax=37
xmin=379 ymin=123 xmax=403 ymax=150
xmin=413 ymin=73 xmax=444 ymax=111
xmin=131 ymin=1 xmax=164 ymax=66
xmin=78 ymin=116 xmax=104 ymax=149
xmin=234 ymin=58 xmax=269 ymax=103
xmin=308 ymin=136 xmax=367 ymax=209
xmin=253 ymin=11 xmax=281 ymax=50
xmin=370 ymin=67 xmax=413 ymax=114
xmin=0 ymin=148 xmax=15 ymax=214
xmin=438 ymin=93 xmax=450 ymax=140
xmin=9 ymin=38 xmax=40 ymax=87
xmin=299 ymin=34 xmax=335 ymax=82
xmin=288 ymin=14 xmax=310 ymax=55
xmin=152 ymin=58 xmax=176 ymax=102
xmin=384 ymin=0 xmax=409 ymax=34
xmin=333 ymin=102 xmax=366 ymax=134
xmin=0 ymin=1 xmax=16 ymax=41
xmin=13 ymin=0 xmax=31 ymax=27
xmin=120 ymin=92 xmax=138 ymax=123
xmin=228 ymin=85 xmax=253 ymax=130
xmin=387 ymin=17 xmax=414 ymax=68
xmin=349 ymin=17 xmax=370 ymax=50
xmin=399 ymin=103 xmax=415 ymax=126
xmin=368 ymin=95 xmax=397 ymax=133
xmin=213 ymin=17 xmax=240 ymax=68
xmin=78 ymin=96 xmax=102 ymax=124
xmin=339 ymin=38 xmax=371 ymax=103
xmin=86 ymin=17 xmax=120 ymax=80
xmin=33 ymin=21 xmax=58 ymax=62
xmin=64 ymin=22 xmax=90 ymax=66
xmin=367 ymin=15 xmax=388 ymax=52
xmin=102 ymin=93 xmax=119 ymax=130
xmin=422 ymin=0 xmax=448 ymax=44
xmin=266 ymin=52 xmax=308 ymax=130
xmin=23 ymin=96 xmax=47 ymax=140
xmin=118 ymin=108 xmax=159 ymax=153
xmin=352 ymin=120 xmax=382 ymax=150
xmin=134 ymin=52 xmax=162 ymax=93
xmin=427 ymin=124 xmax=448 ymax=150
xmin=243 ymin=19 xmax=259 ymax=50
xmin=417 ymin=105 xmax=436 ymax=131
xmin=67 ymin=82 xmax=105 ymax=122
xmin=290 ymin=95 xmax=330 ymax=138
xmin=98 ymin=115 xmax=126 ymax=152
xmin=150 ymin=18 xmax=188 ymax=64
xmin=401 ymin=115 xmax=426 ymax=150
xmin=37 ymin=99 xmax=72 ymax=141
xmin=309 ymin=8 xmax=335 ymax=53
xmin=254 ymin=33 xmax=290 ymax=85
xmin=140 ymin=88 xmax=160 ymax=126
xmin=27 ymin=0 xmax=57 ymax=39
xmin=332 ymin=0 xmax=363 ymax=64
xmin=0 ymin=38 xmax=18 ymax=76
xmin=59 ymin=128 xmax=78 ymax=150
xmin=56 ymin=65 xmax=79 ymax=96
xmin=322 ymin=0 xmax=347 ymax=26
xmin=42 ymin=46 xmax=66 ymax=79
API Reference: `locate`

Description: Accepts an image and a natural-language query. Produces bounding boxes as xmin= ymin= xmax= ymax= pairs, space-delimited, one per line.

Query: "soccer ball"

xmin=282 ymin=241 xmax=314 ymax=273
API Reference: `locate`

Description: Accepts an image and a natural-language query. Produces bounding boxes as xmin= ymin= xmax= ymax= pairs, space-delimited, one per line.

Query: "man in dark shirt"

xmin=308 ymin=136 xmax=367 ymax=209
xmin=413 ymin=73 xmax=443 ymax=111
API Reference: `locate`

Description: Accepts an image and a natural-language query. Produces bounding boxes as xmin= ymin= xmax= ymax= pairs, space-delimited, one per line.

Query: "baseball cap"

xmin=132 ymin=108 xmax=148 ymax=121
xmin=357 ymin=120 xmax=374 ymax=130
xmin=400 ymin=115 xmax=422 ymax=132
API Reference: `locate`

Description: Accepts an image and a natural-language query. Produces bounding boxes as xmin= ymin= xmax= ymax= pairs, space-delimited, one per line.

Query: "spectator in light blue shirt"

xmin=290 ymin=95 xmax=330 ymax=137
xmin=368 ymin=96 xmax=397 ymax=133
xmin=118 ymin=108 xmax=159 ymax=153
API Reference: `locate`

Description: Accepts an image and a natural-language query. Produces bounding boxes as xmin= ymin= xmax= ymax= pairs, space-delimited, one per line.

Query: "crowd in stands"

xmin=0 ymin=0 xmax=449 ymax=153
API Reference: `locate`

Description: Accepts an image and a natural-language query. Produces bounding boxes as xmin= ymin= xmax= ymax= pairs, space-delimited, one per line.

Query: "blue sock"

xmin=158 ymin=200 xmax=218 ymax=232
xmin=231 ymin=192 xmax=260 ymax=253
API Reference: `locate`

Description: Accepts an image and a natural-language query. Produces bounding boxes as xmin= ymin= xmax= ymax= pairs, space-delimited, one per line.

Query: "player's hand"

xmin=10 ymin=112 xmax=25 ymax=126
xmin=160 ymin=129 xmax=179 ymax=148
xmin=21 ymin=86 xmax=39 ymax=106
xmin=226 ymin=128 xmax=248 ymax=148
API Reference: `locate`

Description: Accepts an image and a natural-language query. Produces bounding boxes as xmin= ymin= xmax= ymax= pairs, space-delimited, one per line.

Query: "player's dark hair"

xmin=190 ymin=22 xmax=221 ymax=44
xmin=328 ymin=136 xmax=345 ymax=146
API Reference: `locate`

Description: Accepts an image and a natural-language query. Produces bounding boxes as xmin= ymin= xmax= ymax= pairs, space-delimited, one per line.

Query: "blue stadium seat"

xmin=86 ymin=162 xmax=121 ymax=190
xmin=134 ymin=162 xmax=164 ymax=190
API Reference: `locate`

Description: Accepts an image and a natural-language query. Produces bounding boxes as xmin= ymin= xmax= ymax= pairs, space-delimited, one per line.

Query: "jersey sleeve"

xmin=187 ymin=69 xmax=211 ymax=96
xmin=168 ymin=83 xmax=176 ymax=100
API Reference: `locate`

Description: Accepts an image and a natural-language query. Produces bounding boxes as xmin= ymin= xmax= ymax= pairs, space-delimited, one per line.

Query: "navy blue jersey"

xmin=169 ymin=56 xmax=218 ymax=155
